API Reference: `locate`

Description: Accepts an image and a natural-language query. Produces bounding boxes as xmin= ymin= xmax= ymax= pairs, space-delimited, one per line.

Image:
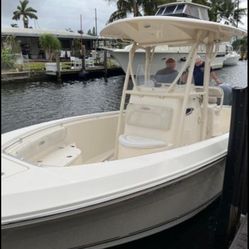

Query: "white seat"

xmin=37 ymin=143 xmax=81 ymax=167
xmin=119 ymin=135 xmax=167 ymax=149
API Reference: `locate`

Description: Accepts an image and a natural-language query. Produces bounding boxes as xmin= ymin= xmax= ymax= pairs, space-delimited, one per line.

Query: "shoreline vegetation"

xmin=1 ymin=58 xmax=123 ymax=82
xmin=1 ymin=57 xmax=120 ymax=73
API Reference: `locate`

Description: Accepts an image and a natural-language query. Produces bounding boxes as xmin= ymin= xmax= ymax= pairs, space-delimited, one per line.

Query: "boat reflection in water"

xmin=1 ymin=3 xmax=246 ymax=249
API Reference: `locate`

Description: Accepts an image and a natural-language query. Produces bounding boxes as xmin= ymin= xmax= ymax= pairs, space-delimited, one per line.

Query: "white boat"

xmin=109 ymin=43 xmax=226 ymax=74
xmin=223 ymin=43 xmax=240 ymax=66
xmin=1 ymin=14 xmax=246 ymax=249
xmin=108 ymin=1 xmax=229 ymax=73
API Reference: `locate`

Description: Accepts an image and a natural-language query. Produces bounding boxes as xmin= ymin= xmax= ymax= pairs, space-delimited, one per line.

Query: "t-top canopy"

xmin=100 ymin=16 xmax=247 ymax=47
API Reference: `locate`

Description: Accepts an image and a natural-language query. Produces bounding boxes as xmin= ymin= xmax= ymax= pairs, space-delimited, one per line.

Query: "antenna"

xmin=80 ymin=14 xmax=86 ymax=70
xmin=80 ymin=14 xmax=83 ymax=35
xmin=95 ymin=8 xmax=98 ymax=36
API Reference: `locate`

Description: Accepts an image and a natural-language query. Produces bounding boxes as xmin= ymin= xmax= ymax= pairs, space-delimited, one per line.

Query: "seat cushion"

xmin=126 ymin=103 xmax=173 ymax=131
xmin=119 ymin=135 xmax=167 ymax=149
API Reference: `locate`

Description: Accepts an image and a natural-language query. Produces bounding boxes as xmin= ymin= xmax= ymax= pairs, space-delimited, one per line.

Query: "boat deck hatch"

xmin=2 ymin=161 xmax=29 ymax=178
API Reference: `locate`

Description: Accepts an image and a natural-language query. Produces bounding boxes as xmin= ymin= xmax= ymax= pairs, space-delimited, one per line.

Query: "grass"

xmin=28 ymin=62 xmax=46 ymax=71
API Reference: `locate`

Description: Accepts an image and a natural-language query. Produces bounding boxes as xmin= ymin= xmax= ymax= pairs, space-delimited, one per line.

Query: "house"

xmin=1 ymin=27 xmax=98 ymax=60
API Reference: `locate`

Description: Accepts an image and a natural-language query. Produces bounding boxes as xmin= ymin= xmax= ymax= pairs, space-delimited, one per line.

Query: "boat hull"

xmin=223 ymin=52 xmax=240 ymax=66
xmin=2 ymin=157 xmax=225 ymax=249
xmin=110 ymin=50 xmax=225 ymax=75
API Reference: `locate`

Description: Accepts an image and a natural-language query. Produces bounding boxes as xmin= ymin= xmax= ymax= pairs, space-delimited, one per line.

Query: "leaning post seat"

xmin=118 ymin=102 xmax=175 ymax=159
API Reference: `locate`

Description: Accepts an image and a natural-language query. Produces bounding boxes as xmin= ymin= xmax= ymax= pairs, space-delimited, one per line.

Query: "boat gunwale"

xmin=2 ymin=110 xmax=120 ymax=152
xmin=2 ymin=155 xmax=225 ymax=228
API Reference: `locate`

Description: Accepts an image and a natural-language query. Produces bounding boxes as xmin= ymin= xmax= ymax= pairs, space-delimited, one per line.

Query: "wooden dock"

xmin=45 ymin=65 xmax=106 ymax=76
xmin=1 ymin=71 xmax=30 ymax=81
xmin=229 ymin=215 xmax=247 ymax=249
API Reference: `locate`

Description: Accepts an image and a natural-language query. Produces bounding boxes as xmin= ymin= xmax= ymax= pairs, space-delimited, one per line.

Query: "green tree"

xmin=39 ymin=34 xmax=61 ymax=61
xmin=106 ymin=0 xmax=246 ymax=26
xmin=92 ymin=27 xmax=96 ymax=36
xmin=87 ymin=27 xmax=97 ymax=36
xmin=232 ymin=36 xmax=248 ymax=58
xmin=106 ymin=0 xmax=167 ymax=23
xmin=2 ymin=35 xmax=21 ymax=53
xmin=208 ymin=0 xmax=247 ymax=25
xmin=12 ymin=0 xmax=38 ymax=28
xmin=1 ymin=48 xmax=15 ymax=69
xmin=65 ymin=28 xmax=74 ymax=32
xmin=1 ymin=36 xmax=22 ymax=70
xmin=11 ymin=23 xmax=19 ymax=28
xmin=232 ymin=2 xmax=247 ymax=27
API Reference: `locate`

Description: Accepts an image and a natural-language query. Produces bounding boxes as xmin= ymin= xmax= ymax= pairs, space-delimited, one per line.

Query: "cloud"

xmin=1 ymin=0 xmax=117 ymax=33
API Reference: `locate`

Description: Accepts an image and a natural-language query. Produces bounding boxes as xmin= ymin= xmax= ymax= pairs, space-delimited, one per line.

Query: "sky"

xmin=1 ymin=0 xmax=117 ymax=33
xmin=1 ymin=0 xmax=248 ymax=33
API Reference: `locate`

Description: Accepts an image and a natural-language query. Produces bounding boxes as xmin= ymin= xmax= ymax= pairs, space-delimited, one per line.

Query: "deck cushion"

xmin=126 ymin=103 xmax=173 ymax=131
xmin=119 ymin=135 xmax=167 ymax=149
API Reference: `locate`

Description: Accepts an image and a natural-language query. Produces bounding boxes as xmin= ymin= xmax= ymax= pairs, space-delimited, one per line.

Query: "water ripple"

xmin=1 ymin=62 xmax=247 ymax=134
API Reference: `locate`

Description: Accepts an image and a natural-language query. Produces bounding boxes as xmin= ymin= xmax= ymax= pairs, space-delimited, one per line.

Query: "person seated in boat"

xmin=154 ymin=58 xmax=179 ymax=85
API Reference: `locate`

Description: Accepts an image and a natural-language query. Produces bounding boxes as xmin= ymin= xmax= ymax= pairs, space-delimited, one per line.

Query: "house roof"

xmin=1 ymin=27 xmax=97 ymax=40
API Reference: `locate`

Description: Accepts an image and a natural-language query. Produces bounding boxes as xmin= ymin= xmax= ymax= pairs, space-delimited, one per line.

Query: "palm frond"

xmin=25 ymin=12 xmax=38 ymax=19
xmin=108 ymin=10 xmax=127 ymax=23
xmin=12 ymin=11 xmax=21 ymax=20
xmin=20 ymin=0 xmax=29 ymax=11
xmin=25 ymin=7 xmax=37 ymax=13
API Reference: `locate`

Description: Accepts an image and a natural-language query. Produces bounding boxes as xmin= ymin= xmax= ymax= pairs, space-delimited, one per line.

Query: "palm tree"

xmin=11 ymin=23 xmax=19 ymax=28
xmin=208 ymin=0 xmax=247 ymax=25
xmin=12 ymin=0 xmax=38 ymax=28
xmin=233 ymin=1 xmax=247 ymax=27
xmin=106 ymin=0 xmax=140 ymax=23
xmin=106 ymin=0 xmax=166 ymax=23
xmin=106 ymin=0 xmax=246 ymax=26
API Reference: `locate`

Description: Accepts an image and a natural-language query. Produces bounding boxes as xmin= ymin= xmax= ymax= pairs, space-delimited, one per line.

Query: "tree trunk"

xmin=23 ymin=17 xmax=28 ymax=28
xmin=133 ymin=0 xmax=139 ymax=17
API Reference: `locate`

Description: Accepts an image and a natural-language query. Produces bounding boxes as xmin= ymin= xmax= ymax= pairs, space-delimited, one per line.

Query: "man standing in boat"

xmin=182 ymin=55 xmax=232 ymax=105
xmin=194 ymin=56 xmax=232 ymax=105
xmin=193 ymin=55 xmax=222 ymax=86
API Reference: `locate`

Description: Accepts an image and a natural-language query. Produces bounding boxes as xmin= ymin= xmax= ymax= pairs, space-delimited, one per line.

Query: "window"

xmin=156 ymin=7 xmax=165 ymax=16
xmin=175 ymin=4 xmax=185 ymax=14
xmin=199 ymin=8 xmax=209 ymax=20
xmin=164 ymin=5 xmax=177 ymax=15
xmin=184 ymin=5 xmax=199 ymax=18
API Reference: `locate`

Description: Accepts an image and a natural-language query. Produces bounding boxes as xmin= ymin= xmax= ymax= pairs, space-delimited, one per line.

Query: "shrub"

xmin=1 ymin=48 xmax=15 ymax=69
xmin=39 ymin=33 xmax=61 ymax=61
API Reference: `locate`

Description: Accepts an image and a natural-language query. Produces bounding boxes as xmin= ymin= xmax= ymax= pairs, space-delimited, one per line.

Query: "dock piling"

xmin=104 ymin=50 xmax=108 ymax=82
xmin=56 ymin=52 xmax=61 ymax=83
xmin=214 ymin=87 xmax=248 ymax=249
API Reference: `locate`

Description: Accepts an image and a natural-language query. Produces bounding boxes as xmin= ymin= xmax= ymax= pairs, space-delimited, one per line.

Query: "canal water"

xmin=1 ymin=61 xmax=247 ymax=134
xmin=1 ymin=61 xmax=247 ymax=248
